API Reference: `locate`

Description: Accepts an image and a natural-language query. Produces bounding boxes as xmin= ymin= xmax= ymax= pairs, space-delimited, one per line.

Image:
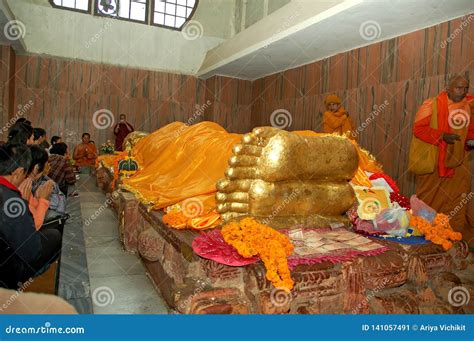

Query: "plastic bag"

xmin=410 ymin=195 xmax=436 ymax=223
xmin=375 ymin=207 xmax=410 ymax=237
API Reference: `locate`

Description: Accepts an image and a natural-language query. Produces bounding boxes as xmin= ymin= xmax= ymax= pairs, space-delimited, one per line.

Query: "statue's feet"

xmin=216 ymin=127 xmax=358 ymax=228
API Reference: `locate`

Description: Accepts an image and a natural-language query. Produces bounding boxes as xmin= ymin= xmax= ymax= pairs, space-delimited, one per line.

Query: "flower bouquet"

xmin=100 ymin=140 xmax=115 ymax=155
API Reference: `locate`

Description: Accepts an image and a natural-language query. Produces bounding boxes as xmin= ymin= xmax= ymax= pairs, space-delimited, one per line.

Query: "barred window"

xmin=49 ymin=0 xmax=198 ymax=30
xmin=152 ymin=0 xmax=198 ymax=30
xmin=50 ymin=0 xmax=91 ymax=13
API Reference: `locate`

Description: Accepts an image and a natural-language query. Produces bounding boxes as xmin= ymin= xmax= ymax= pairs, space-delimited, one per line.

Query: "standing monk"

xmin=113 ymin=114 xmax=134 ymax=151
xmin=413 ymin=75 xmax=474 ymax=247
xmin=73 ymin=133 xmax=97 ymax=169
xmin=322 ymin=94 xmax=356 ymax=140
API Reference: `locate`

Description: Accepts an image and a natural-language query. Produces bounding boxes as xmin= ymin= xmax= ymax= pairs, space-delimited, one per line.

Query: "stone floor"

xmin=77 ymin=175 xmax=169 ymax=314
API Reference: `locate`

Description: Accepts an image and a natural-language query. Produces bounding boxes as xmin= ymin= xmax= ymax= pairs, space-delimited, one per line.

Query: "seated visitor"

xmin=322 ymin=94 xmax=356 ymax=139
xmin=49 ymin=142 xmax=76 ymax=195
xmin=21 ymin=145 xmax=55 ymax=230
xmin=33 ymin=128 xmax=48 ymax=149
xmin=50 ymin=135 xmax=61 ymax=146
xmin=73 ymin=133 xmax=97 ymax=171
xmin=8 ymin=121 xmax=34 ymax=145
xmin=114 ymin=114 xmax=134 ymax=151
xmin=14 ymin=118 xmax=32 ymax=126
xmin=0 ymin=144 xmax=61 ymax=289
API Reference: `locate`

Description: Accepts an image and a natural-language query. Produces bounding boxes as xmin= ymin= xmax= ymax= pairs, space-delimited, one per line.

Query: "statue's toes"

xmin=217 ymin=202 xmax=249 ymax=213
xmin=221 ymin=212 xmax=242 ymax=221
xmin=225 ymin=167 xmax=258 ymax=179
xmin=252 ymin=126 xmax=282 ymax=139
xmin=216 ymin=179 xmax=252 ymax=193
xmin=216 ymin=192 xmax=249 ymax=203
xmin=232 ymin=144 xmax=262 ymax=156
xmin=228 ymin=155 xmax=259 ymax=167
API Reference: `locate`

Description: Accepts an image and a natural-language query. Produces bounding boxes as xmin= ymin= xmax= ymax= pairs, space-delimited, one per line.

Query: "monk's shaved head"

xmin=448 ymin=74 xmax=469 ymax=86
xmin=447 ymin=75 xmax=469 ymax=103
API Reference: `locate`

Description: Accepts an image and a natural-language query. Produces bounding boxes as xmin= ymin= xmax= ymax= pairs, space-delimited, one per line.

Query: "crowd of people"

xmin=0 ymin=119 xmax=79 ymax=289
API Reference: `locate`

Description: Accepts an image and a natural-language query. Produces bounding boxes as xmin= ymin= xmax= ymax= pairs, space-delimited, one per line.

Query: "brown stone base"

xmin=125 ymin=201 xmax=473 ymax=314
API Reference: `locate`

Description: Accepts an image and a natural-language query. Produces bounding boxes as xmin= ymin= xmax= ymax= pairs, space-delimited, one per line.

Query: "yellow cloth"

xmin=116 ymin=122 xmax=381 ymax=210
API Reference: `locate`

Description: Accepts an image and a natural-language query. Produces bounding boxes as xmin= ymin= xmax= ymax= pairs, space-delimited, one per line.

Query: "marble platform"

xmin=57 ymin=195 xmax=93 ymax=314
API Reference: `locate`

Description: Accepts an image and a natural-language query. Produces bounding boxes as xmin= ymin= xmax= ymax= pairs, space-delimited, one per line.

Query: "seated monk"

xmin=114 ymin=122 xmax=381 ymax=228
xmin=323 ymin=94 xmax=357 ymax=140
xmin=73 ymin=133 xmax=97 ymax=169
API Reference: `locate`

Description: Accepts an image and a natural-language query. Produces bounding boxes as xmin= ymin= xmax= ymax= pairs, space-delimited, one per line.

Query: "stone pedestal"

xmin=96 ymin=166 xmax=114 ymax=194
xmin=117 ymin=190 xmax=140 ymax=253
xmin=131 ymin=201 xmax=472 ymax=314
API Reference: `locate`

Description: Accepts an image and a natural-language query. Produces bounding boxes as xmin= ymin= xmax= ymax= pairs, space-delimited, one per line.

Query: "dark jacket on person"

xmin=0 ymin=177 xmax=41 ymax=288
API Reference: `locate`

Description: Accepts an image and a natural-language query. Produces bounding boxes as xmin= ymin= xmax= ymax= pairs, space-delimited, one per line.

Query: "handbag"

xmin=408 ymin=99 xmax=438 ymax=175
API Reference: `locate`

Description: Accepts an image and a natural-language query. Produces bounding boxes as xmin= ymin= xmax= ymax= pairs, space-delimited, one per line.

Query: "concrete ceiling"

xmin=0 ymin=0 xmax=25 ymax=51
xmin=198 ymin=0 xmax=474 ymax=80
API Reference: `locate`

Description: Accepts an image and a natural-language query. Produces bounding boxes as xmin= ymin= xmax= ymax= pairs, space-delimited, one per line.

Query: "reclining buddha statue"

xmin=216 ymin=127 xmax=359 ymax=228
xmin=102 ymin=121 xmax=382 ymax=228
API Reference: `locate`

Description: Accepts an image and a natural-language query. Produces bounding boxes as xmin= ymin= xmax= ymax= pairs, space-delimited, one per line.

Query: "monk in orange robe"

xmin=73 ymin=133 xmax=97 ymax=168
xmin=413 ymin=75 xmax=474 ymax=247
xmin=322 ymin=94 xmax=356 ymax=140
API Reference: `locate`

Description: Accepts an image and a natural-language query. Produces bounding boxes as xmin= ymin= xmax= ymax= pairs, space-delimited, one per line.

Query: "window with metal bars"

xmin=50 ymin=0 xmax=90 ymax=13
xmin=152 ymin=0 xmax=199 ymax=30
xmin=49 ymin=0 xmax=199 ymax=30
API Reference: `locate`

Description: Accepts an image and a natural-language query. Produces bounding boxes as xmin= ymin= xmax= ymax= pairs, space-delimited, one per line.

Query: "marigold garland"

xmin=221 ymin=218 xmax=294 ymax=291
xmin=410 ymin=213 xmax=462 ymax=250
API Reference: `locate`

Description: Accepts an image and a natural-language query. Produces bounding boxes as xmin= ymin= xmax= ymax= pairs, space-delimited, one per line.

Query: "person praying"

xmin=73 ymin=133 xmax=97 ymax=171
xmin=322 ymin=94 xmax=356 ymax=140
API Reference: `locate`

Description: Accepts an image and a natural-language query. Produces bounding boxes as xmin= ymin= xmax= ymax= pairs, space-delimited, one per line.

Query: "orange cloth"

xmin=97 ymin=153 xmax=125 ymax=168
xmin=120 ymin=122 xmax=381 ymax=210
xmin=414 ymin=93 xmax=474 ymax=245
xmin=323 ymin=108 xmax=356 ymax=140
xmin=122 ymin=122 xmax=241 ymax=209
xmin=73 ymin=143 xmax=97 ymax=167
xmin=28 ymin=197 xmax=49 ymax=230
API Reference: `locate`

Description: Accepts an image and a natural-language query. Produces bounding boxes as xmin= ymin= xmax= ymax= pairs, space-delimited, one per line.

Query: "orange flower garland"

xmin=221 ymin=218 xmax=294 ymax=291
xmin=410 ymin=213 xmax=462 ymax=250
xmin=162 ymin=207 xmax=221 ymax=231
